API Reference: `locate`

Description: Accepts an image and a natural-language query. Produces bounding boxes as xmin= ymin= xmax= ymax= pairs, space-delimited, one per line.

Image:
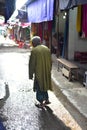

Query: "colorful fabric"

xmin=38 ymin=23 xmax=43 ymax=40
xmin=29 ymin=45 xmax=52 ymax=91
xmin=76 ymin=5 xmax=82 ymax=33
xmin=82 ymin=4 xmax=87 ymax=37
xmin=16 ymin=10 xmax=28 ymax=22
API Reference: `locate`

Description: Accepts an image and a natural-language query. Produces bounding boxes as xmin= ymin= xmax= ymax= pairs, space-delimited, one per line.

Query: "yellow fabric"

xmin=76 ymin=5 xmax=82 ymax=32
xmin=29 ymin=45 xmax=52 ymax=91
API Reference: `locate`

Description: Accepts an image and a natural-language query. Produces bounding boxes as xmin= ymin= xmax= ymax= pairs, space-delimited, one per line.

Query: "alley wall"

xmin=68 ymin=7 xmax=87 ymax=60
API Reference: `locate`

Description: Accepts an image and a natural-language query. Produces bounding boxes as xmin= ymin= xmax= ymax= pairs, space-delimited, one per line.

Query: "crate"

xmin=62 ymin=67 xmax=69 ymax=78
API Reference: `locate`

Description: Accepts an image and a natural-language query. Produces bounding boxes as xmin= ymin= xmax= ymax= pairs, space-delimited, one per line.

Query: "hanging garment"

xmin=59 ymin=0 xmax=87 ymax=10
xmin=76 ymin=5 xmax=82 ymax=33
xmin=82 ymin=4 xmax=87 ymax=38
xmin=16 ymin=10 xmax=28 ymax=22
xmin=27 ymin=0 xmax=54 ymax=23
xmin=38 ymin=23 xmax=43 ymax=40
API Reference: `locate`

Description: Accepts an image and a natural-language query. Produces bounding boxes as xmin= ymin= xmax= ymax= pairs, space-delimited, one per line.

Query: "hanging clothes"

xmin=38 ymin=23 xmax=43 ymax=40
xmin=76 ymin=5 xmax=82 ymax=33
xmin=16 ymin=10 xmax=28 ymax=22
xmin=25 ymin=0 xmax=37 ymax=5
xmin=82 ymin=4 xmax=87 ymax=38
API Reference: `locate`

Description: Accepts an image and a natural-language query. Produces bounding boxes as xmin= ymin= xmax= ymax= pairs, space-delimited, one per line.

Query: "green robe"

xmin=29 ymin=45 xmax=52 ymax=91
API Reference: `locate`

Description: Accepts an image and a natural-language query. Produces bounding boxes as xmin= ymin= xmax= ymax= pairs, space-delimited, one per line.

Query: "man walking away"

xmin=29 ymin=36 xmax=52 ymax=108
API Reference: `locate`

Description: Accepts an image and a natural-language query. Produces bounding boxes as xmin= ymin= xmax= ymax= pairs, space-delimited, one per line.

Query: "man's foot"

xmin=35 ymin=102 xmax=46 ymax=108
xmin=45 ymin=100 xmax=51 ymax=104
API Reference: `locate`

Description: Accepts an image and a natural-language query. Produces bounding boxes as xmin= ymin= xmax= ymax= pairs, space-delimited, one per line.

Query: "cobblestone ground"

xmin=0 ymin=48 xmax=85 ymax=130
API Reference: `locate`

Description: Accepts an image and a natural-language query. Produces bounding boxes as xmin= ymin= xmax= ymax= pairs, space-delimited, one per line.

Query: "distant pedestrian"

xmin=29 ymin=36 xmax=52 ymax=108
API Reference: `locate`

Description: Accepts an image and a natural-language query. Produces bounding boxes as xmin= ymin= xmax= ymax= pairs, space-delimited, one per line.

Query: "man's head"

xmin=31 ymin=36 xmax=41 ymax=47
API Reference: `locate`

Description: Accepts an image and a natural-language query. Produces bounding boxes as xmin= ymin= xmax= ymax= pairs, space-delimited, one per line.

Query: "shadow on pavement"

xmin=0 ymin=82 xmax=10 ymax=108
xmin=38 ymin=105 xmax=71 ymax=130
xmin=0 ymin=82 xmax=10 ymax=130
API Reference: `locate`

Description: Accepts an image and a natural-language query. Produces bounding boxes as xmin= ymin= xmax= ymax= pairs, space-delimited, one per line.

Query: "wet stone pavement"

xmin=0 ymin=48 xmax=85 ymax=130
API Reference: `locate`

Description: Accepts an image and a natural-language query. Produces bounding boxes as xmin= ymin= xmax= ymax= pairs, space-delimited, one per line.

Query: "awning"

xmin=27 ymin=0 xmax=54 ymax=23
xmin=16 ymin=0 xmax=38 ymax=22
xmin=59 ymin=0 xmax=87 ymax=10
xmin=11 ymin=0 xmax=54 ymax=23
xmin=25 ymin=0 xmax=38 ymax=5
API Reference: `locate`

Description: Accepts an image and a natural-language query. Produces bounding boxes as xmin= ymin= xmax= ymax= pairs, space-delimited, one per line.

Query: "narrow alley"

xmin=0 ymin=47 xmax=87 ymax=130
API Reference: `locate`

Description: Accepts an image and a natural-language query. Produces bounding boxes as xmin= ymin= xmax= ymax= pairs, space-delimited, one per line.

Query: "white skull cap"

xmin=31 ymin=36 xmax=41 ymax=44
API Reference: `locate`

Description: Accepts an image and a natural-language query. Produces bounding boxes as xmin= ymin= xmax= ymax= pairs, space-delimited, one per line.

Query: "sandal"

xmin=45 ymin=100 xmax=51 ymax=104
xmin=35 ymin=102 xmax=46 ymax=108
